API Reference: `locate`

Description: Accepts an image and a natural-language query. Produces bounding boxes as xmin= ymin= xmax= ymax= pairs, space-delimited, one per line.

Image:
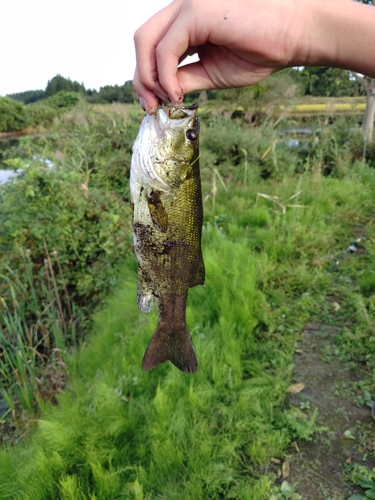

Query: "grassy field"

xmin=282 ymin=102 xmax=366 ymax=115
xmin=1 ymin=104 xmax=375 ymax=499
xmin=283 ymin=96 xmax=366 ymax=110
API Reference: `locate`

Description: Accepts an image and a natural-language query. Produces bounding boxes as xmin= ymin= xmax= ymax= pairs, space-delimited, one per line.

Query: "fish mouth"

xmin=180 ymin=102 xmax=198 ymax=111
xmin=160 ymin=102 xmax=198 ymax=120
xmin=160 ymin=101 xmax=198 ymax=111
xmin=131 ymin=101 xmax=199 ymax=192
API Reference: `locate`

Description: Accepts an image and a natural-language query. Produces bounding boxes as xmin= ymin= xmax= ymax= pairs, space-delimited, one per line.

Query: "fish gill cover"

xmin=130 ymin=102 xmax=204 ymax=372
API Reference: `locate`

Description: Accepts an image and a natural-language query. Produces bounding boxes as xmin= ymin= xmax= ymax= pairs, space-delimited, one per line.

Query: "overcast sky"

xmin=0 ymin=0 xmax=170 ymax=96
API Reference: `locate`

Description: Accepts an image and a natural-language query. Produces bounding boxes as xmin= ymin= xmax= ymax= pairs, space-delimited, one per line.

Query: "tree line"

xmin=7 ymin=74 xmax=137 ymax=105
xmin=2 ymin=69 xmax=373 ymax=143
xmin=6 ymin=68 xmax=367 ymax=107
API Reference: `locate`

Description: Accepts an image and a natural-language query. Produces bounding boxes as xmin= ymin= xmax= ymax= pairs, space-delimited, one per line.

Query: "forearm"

xmin=297 ymin=0 xmax=375 ymax=78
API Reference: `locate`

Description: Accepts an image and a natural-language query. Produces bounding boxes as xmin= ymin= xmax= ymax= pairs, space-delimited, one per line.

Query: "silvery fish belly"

xmin=130 ymin=102 xmax=205 ymax=373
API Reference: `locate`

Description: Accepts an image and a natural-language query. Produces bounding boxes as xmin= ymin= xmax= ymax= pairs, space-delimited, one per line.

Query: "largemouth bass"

xmin=130 ymin=102 xmax=204 ymax=373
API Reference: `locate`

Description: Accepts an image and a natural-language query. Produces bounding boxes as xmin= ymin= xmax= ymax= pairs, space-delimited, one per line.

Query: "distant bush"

xmin=200 ymin=115 xmax=299 ymax=180
xmin=86 ymin=81 xmax=137 ymax=104
xmin=0 ymin=97 xmax=30 ymax=132
xmin=0 ymin=92 xmax=82 ymax=132
xmin=54 ymin=104 xmax=139 ymax=195
xmin=47 ymin=91 xmax=81 ymax=108
xmin=25 ymin=100 xmax=59 ymax=127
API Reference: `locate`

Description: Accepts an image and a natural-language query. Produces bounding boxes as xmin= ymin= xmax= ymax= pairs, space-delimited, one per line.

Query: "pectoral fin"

xmin=137 ymin=267 xmax=154 ymax=313
xmin=147 ymin=190 xmax=168 ymax=232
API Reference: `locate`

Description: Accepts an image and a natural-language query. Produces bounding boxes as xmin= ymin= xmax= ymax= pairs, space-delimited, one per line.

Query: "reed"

xmin=0 ymin=247 xmax=76 ymax=417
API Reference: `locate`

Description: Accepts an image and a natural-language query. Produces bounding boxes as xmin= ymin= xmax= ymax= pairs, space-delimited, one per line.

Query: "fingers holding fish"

xmin=133 ymin=0 xmax=185 ymax=112
xmin=137 ymin=0 xmax=375 ymax=113
xmin=133 ymin=0 xmax=289 ymax=110
xmin=133 ymin=62 xmax=169 ymax=114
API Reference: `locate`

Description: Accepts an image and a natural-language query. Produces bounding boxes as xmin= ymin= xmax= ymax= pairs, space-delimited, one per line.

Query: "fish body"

xmin=130 ymin=102 xmax=204 ymax=373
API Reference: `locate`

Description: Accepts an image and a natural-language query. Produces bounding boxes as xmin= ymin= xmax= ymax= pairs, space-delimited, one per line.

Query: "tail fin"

xmin=142 ymin=321 xmax=198 ymax=373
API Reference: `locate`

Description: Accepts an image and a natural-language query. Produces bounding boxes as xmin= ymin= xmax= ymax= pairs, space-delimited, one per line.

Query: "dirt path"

xmin=287 ymin=322 xmax=375 ymax=499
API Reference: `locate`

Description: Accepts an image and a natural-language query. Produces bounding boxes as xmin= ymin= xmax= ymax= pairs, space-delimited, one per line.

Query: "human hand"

xmin=133 ymin=0 xmax=306 ymax=112
xmin=133 ymin=0 xmax=375 ymax=113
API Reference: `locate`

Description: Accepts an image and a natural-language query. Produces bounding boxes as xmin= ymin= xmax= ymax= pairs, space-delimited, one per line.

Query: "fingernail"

xmin=139 ymin=97 xmax=148 ymax=112
xmin=170 ymin=91 xmax=184 ymax=106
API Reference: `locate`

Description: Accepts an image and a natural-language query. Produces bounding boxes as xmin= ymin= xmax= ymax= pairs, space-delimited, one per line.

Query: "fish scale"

xmin=130 ymin=102 xmax=204 ymax=373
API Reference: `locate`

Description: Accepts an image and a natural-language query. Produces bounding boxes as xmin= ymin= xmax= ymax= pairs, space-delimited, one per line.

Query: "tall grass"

xmin=0 ymin=222 xmax=309 ymax=498
xmin=0 ymin=247 xmax=75 ymax=417
xmin=3 ymin=160 xmax=375 ymax=498
xmin=1 ymin=109 xmax=375 ymax=498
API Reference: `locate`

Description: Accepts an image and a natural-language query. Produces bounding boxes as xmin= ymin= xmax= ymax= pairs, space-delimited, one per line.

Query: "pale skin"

xmin=133 ymin=0 xmax=375 ymax=114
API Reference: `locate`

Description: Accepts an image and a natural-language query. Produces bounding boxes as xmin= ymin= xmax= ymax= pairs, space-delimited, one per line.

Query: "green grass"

xmin=2 ymin=158 xmax=375 ymax=498
xmin=1 ymin=106 xmax=375 ymax=498
xmin=0 ymin=235 xmax=297 ymax=499
xmin=0 ymin=247 xmax=75 ymax=416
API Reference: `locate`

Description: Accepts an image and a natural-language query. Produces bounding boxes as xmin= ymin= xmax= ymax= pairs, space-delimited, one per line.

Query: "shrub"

xmin=0 ymin=97 xmax=30 ymax=132
xmin=0 ymin=156 xmax=131 ymax=321
xmin=47 ymin=91 xmax=81 ymax=109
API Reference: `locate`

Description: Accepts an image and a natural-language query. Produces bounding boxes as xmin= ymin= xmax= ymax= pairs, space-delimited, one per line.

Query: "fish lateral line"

xmin=130 ymin=102 xmax=203 ymax=373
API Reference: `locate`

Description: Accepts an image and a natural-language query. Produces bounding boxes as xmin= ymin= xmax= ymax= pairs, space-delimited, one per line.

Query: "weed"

xmin=1 ymin=105 xmax=375 ymax=498
xmin=0 ymin=247 xmax=73 ymax=416
xmin=267 ymin=480 xmax=302 ymax=500
xmin=348 ymin=466 xmax=375 ymax=499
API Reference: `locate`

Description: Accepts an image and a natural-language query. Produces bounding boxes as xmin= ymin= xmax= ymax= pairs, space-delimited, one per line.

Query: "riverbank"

xmin=1 ymin=103 xmax=375 ymax=499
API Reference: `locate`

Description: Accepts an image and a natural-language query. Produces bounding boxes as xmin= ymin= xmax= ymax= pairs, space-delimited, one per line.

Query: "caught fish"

xmin=130 ymin=102 xmax=204 ymax=373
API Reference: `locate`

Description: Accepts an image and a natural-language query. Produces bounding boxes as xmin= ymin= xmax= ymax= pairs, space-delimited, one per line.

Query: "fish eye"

xmin=186 ymin=129 xmax=197 ymax=142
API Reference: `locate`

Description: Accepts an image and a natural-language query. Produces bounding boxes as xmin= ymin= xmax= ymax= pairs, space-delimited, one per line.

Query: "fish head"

xmin=132 ymin=102 xmax=199 ymax=191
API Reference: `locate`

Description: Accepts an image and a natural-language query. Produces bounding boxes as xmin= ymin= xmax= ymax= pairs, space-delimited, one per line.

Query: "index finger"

xmin=133 ymin=0 xmax=184 ymax=106
xmin=154 ymin=3 xmax=212 ymax=103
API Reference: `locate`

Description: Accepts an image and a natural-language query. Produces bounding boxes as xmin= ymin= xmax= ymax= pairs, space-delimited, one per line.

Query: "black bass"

xmin=130 ymin=102 xmax=204 ymax=373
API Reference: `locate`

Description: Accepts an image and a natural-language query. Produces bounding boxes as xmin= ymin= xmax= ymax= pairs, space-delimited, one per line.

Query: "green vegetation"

xmin=290 ymin=67 xmax=364 ymax=97
xmin=0 ymin=102 xmax=375 ymax=498
xmin=45 ymin=74 xmax=86 ymax=98
xmin=1 ymin=68 xmax=369 ymax=134
xmin=6 ymin=75 xmax=137 ymax=109
xmin=2 ymin=76 xmax=138 ymax=132
xmin=0 ymin=227 xmax=317 ymax=499
xmin=0 ymin=92 xmax=82 ymax=132
xmin=0 ymin=105 xmax=138 ymax=415
xmin=0 ymin=106 xmax=135 ymax=309
xmin=348 ymin=467 xmax=375 ymax=499
xmin=7 ymin=89 xmax=46 ymax=105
